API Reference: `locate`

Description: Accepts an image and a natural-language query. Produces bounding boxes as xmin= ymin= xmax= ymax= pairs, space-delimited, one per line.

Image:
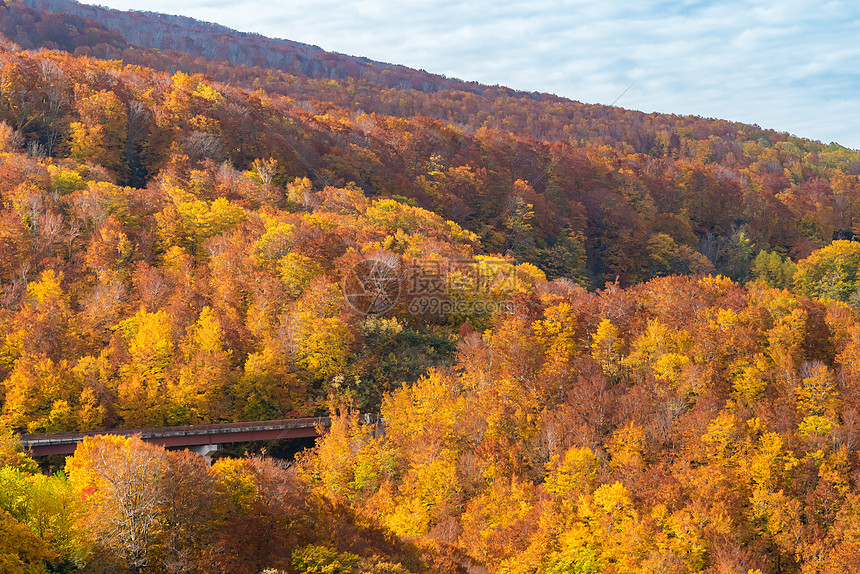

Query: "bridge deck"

xmin=20 ymin=417 xmax=332 ymax=456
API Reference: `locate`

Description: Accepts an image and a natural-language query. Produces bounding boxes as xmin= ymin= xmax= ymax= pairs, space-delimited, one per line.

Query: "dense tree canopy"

xmin=2 ymin=2 xmax=860 ymax=572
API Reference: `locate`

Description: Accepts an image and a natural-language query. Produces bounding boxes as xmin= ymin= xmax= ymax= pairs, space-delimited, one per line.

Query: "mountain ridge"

xmin=19 ymin=0 xmax=493 ymax=94
xmin=10 ymin=0 xmax=818 ymax=150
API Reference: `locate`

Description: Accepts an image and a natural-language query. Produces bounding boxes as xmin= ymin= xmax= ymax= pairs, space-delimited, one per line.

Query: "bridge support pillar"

xmin=188 ymin=443 xmax=221 ymax=463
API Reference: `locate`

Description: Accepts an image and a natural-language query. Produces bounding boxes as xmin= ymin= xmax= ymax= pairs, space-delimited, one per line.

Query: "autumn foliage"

xmin=299 ymin=276 xmax=860 ymax=573
xmin=2 ymin=0 xmax=860 ymax=572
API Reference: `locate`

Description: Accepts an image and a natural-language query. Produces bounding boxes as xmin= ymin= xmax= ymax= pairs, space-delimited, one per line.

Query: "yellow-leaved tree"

xmin=794 ymin=240 xmax=860 ymax=302
xmin=70 ymin=87 xmax=128 ymax=176
xmin=114 ymin=309 xmax=174 ymax=427
xmin=169 ymin=306 xmax=232 ymax=424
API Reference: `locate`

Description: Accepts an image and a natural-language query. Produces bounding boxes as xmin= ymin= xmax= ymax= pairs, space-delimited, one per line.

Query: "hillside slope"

xmin=2 ymin=4 xmax=860 ymax=574
xmin=18 ymin=0 xmax=473 ymax=91
xmin=9 ymin=0 xmax=859 ymax=159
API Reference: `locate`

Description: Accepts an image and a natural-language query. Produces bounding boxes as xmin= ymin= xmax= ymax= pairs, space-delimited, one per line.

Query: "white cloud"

xmin=82 ymin=0 xmax=860 ymax=148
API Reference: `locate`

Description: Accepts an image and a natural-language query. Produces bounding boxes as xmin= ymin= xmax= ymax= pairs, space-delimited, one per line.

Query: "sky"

xmin=81 ymin=0 xmax=860 ymax=150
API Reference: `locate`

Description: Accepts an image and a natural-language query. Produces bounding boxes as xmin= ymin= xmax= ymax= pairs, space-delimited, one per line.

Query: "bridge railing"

xmin=19 ymin=416 xmax=341 ymax=456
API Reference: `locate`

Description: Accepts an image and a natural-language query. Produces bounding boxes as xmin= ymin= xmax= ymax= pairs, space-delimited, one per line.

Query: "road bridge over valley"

xmin=19 ymin=417 xmax=335 ymax=458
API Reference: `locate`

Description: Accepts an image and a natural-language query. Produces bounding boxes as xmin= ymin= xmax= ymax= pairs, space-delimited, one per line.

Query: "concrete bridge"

xmin=19 ymin=417 xmax=335 ymax=458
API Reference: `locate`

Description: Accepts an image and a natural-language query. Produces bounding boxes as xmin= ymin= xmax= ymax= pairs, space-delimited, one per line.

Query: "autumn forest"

xmin=3 ymin=0 xmax=860 ymax=573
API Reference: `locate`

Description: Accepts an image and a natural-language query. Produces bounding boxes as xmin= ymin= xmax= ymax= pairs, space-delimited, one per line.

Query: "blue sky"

xmin=82 ymin=0 xmax=860 ymax=149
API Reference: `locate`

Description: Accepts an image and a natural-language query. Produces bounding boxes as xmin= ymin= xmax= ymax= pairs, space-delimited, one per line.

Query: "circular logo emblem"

xmin=342 ymin=253 xmax=402 ymax=315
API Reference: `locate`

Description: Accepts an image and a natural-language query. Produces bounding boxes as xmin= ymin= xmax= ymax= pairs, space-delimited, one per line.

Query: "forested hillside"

xmin=2 ymin=1 xmax=860 ymax=572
